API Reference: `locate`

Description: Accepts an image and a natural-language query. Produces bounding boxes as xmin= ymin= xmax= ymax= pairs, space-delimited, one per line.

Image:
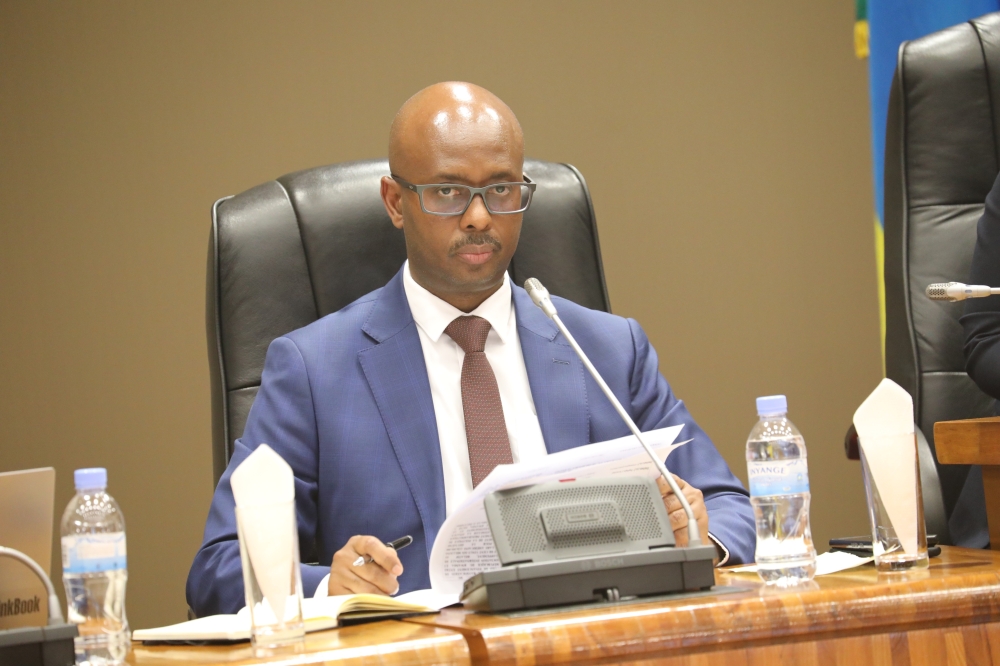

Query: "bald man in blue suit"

xmin=187 ymin=83 xmax=755 ymax=616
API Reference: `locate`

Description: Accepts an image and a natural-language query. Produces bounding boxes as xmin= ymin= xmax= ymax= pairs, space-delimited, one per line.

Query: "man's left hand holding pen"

xmin=328 ymin=534 xmax=413 ymax=596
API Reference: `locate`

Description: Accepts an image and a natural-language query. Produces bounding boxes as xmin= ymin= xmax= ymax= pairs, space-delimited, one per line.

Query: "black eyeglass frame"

xmin=390 ymin=173 xmax=536 ymax=216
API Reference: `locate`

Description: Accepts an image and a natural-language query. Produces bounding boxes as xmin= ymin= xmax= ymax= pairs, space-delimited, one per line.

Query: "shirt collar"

xmin=402 ymin=260 xmax=514 ymax=344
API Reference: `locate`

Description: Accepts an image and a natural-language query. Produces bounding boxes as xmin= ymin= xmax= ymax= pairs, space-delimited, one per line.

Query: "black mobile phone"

xmin=828 ymin=534 xmax=939 ymax=558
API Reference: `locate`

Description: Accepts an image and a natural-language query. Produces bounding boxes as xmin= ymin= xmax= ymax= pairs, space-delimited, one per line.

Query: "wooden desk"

xmin=128 ymin=547 xmax=1000 ymax=665
xmin=129 ymin=619 xmax=470 ymax=666
xmin=407 ymin=546 xmax=1000 ymax=665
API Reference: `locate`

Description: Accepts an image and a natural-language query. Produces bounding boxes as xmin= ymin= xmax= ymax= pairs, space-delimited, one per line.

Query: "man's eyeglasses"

xmin=391 ymin=174 xmax=535 ymax=216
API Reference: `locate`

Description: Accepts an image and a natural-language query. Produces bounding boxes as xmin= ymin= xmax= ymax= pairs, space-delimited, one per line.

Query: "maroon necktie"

xmin=444 ymin=315 xmax=513 ymax=487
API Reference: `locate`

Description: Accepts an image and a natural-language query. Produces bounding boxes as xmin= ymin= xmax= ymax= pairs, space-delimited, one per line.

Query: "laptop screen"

xmin=0 ymin=467 xmax=56 ymax=629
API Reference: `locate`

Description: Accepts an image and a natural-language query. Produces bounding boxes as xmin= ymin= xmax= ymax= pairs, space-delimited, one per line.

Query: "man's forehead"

xmin=408 ymin=105 xmax=516 ymax=150
xmin=414 ymin=146 xmax=521 ymax=185
xmin=397 ymin=117 xmax=521 ymax=181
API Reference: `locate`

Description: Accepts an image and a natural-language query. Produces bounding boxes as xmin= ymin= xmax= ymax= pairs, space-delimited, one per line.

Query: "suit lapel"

xmin=358 ymin=270 xmax=446 ymax=559
xmin=513 ymin=287 xmax=591 ymax=454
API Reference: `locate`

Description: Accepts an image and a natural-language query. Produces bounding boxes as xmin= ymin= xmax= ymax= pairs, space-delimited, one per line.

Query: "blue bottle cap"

xmin=74 ymin=468 xmax=107 ymax=491
xmin=756 ymin=395 xmax=788 ymax=416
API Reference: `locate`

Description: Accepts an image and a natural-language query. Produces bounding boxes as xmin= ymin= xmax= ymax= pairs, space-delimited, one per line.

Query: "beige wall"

xmin=0 ymin=1 xmax=880 ymax=630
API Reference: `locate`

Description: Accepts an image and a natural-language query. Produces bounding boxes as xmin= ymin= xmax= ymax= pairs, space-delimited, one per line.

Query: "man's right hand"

xmin=328 ymin=535 xmax=404 ymax=596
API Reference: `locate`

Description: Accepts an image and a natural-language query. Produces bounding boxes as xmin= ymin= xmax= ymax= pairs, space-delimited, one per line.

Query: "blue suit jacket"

xmin=187 ymin=269 xmax=755 ymax=615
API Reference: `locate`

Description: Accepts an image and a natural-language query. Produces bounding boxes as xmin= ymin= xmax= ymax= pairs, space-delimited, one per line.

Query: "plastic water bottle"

xmin=745 ymin=395 xmax=816 ymax=584
xmin=61 ymin=468 xmax=130 ymax=665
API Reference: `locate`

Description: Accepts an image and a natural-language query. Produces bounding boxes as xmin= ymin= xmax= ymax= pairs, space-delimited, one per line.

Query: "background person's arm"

xmin=963 ymin=172 xmax=1000 ymax=410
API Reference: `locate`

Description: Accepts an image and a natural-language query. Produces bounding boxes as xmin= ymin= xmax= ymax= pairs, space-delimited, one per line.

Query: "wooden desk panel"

xmin=607 ymin=623 xmax=1000 ymax=666
xmin=129 ymin=620 xmax=470 ymax=666
xmin=935 ymin=417 xmax=1000 ymax=550
xmin=934 ymin=417 xmax=1000 ymax=465
xmin=406 ymin=547 xmax=1000 ymax=665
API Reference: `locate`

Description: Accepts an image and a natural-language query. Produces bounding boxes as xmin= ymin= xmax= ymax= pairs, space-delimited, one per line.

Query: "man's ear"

xmin=380 ymin=176 xmax=405 ymax=230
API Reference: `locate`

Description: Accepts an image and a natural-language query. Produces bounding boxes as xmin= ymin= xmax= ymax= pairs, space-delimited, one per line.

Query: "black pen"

xmin=352 ymin=535 xmax=413 ymax=567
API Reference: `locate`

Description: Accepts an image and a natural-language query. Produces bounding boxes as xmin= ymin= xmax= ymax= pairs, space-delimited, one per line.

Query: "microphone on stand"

xmin=523 ymin=278 xmax=702 ymax=547
xmin=926 ymin=282 xmax=1000 ymax=302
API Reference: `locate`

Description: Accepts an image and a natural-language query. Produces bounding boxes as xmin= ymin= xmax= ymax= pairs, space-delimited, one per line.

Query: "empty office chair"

xmin=206 ymin=158 xmax=610 ymax=487
xmin=880 ymin=13 xmax=1000 ymax=546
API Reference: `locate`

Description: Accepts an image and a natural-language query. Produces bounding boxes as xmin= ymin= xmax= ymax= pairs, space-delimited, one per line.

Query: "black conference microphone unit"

xmin=926 ymin=282 xmax=1000 ymax=301
xmin=459 ymin=279 xmax=717 ymax=612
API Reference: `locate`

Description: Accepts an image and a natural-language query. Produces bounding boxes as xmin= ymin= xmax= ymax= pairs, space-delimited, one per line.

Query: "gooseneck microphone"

xmin=926 ymin=282 xmax=1000 ymax=302
xmin=523 ymin=278 xmax=703 ymax=547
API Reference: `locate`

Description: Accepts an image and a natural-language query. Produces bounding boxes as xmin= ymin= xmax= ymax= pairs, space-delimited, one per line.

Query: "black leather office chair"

xmin=880 ymin=13 xmax=1000 ymax=546
xmin=206 ymin=158 xmax=610 ymax=487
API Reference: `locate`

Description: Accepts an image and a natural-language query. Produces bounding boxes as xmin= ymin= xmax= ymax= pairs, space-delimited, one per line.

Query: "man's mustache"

xmin=449 ymin=233 xmax=502 ymax=254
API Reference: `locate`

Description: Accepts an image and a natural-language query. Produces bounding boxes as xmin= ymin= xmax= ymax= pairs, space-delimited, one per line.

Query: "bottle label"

xmin=61 ymin=533 xmax=127 ymax=573
xmin=747 ymin=458 xmax=809 ymax=496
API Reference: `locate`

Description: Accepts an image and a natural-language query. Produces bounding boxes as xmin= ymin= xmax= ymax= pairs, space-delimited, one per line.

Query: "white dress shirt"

xmin=402 ymin=261 xmax=549 ymax=516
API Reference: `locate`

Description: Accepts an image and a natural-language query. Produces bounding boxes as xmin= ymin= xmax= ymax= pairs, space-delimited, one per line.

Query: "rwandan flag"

xmin=856 ymin=0 xmax=999 ymax=358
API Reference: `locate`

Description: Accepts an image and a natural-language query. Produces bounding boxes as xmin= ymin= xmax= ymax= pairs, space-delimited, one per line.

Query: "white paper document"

xmin=729 ymin=550 xmax=874 ymax=577
xmin=428 ymin=425 xmax=690 ymax=593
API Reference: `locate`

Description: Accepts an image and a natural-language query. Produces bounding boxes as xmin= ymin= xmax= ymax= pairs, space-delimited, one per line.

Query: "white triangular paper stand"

xmin=853 ymin=378 xmax=919 ymax=555
xmin=231 ymin=445 xmax=296 ymax=623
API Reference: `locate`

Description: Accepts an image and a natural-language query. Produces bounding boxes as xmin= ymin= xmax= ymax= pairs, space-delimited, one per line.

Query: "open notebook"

xmin=133 ymin=590 xmax=459 ymax=643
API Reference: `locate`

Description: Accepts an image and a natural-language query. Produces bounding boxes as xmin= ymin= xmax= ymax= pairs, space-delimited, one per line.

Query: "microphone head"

xmin=524 ymin=277 xmax=547 ymax=303
xmin=524 ymin=278 xmax=558 ymax=318
xmin=926 ymin=282 xmax=962 ymax=302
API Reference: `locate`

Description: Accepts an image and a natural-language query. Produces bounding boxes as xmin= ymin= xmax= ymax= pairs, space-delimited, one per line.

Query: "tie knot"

xmin=445 ymin=315 xmax=492 ymax=354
